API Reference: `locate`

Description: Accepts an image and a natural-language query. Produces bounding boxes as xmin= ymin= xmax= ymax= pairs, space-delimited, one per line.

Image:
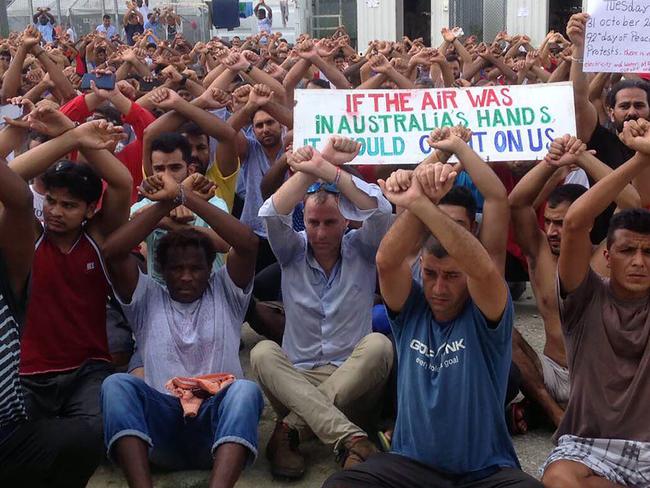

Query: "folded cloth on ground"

xmin=165 ymin=373 xmax=236 ymax=417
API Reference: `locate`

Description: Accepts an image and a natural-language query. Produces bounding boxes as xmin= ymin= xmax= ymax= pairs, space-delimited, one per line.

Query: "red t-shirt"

xmin=60 ymin=96 xmax=155 ymax=203
xmin=19 ymin=232 xmax=111 ymax=375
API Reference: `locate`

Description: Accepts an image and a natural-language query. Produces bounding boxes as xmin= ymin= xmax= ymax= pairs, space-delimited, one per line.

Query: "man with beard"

xmin=131 ymin=132 xmax=230 ymax=286
xmin=541 ymin=120 xmax=650 ymax=488
xmin=229 ymin=83 xmax=287 ymax=271
xmin=568 ymin=12 xmax=650 ymax=238
xmin=508 ymin=135 xmax=639 ymax=431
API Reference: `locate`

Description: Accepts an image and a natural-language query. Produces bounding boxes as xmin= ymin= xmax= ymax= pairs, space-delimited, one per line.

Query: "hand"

xmin=199 ymin=87 xmax=231 ymax=109
xmin=287 ymin=146 xmax=330 ymax=178
xmin=149 ymin=86 xmax=183 ymax=110
xmin=116 ymin=79 xmax=137 ymax=100
xmin=222 ymin=52 xmax=250 ymax=71
xmin=414 ymin=162 xmax=458 ymax=203
xmin=169 ymin=205 xmax=195 ymax=224
xmin=368 ymin=53 xmax=392 ymax=74
xmin=139 ymin=173 xmax=181 ymax=201
xmin=409 ymin=47 xmax=432 ymax=67
xmin=441 ymin=27 xmax=456 ymax=43
xmin=390 ymin=57 xmax=409 ymax=74
xmin=22 ymin=25 xmax=41 ymax=49
xmin=181 ymin=173 xmax=216 ymax=200
xmin=544 ymin=134 xmax=589 ymax=167
xmin=242 ymin=49 xmax=261 ymax=65
xmin=248 ymin=83 xmax=274 ymax=107
xmin=566 ymin=13 xmax=589 ymax=49
xmin=161 ymin=65 xmax=183 ymax=84
xmin=427 ymin=127 xmax=466 ymax=154
xmin=378 ymin=171 xmax=425 ymax=209
xmin=383 ymin=169 xmax=414 ymax=193
xmin=26 ymin=105 xmax=76 ymax=137
xmin=232 ymin=84 xmax=252 ymax=105
xmin=297 ymin=39 xmax=319 ymax=61
xmin=619 ymin=119 xmax=650 ymax=154
xmin=525 ymin=50 xmax=539 ymax=69
xmin=73 ymin=120 xmax=127 ymax=150
xmin=377 ymin=41 xmax=392 ymax=57
xmin=321 ymin=136 xmax=361 ymax=166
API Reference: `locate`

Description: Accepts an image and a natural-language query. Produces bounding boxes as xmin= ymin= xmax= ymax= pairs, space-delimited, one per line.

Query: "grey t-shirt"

xmin=116 ymin=267 xmax=252 ymax=393
xmin=557 ymin=268 xmax=650 ymax=442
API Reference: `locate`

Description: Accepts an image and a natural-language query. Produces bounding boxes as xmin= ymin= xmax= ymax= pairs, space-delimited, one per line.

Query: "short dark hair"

xmin=180 ymin=121 xmax=206 ymax=139
xmin=606 ymin=208 xmax=650 ymax=249
xmin=438 ymin=186 xmax=477 ymax=222
xmin=42 ymin=160 xmax=103 ymax=203
xmin=422 ymin=234 xmax=448 ymax=258
xmin=446 ymin=53 xmax=460 ymax=64
xmin=103 ymin=14 xmax=111 ymax=20
xmin=151 ymin=133 xmax=191 ymax=164
xmin=156 ymin=228 xmax=216 ymax=271
xmin=606 ymin=79 xmax=650 ymax=108
xmin=547 ymin=184 xmax=587 ymax=208
xmin=146 ymin=42 xmax=156 ymax=50
xmin=94 ymin=105 xmax=122 ymax=126
xmin=307 ymin=78 xmax=331 ymax=89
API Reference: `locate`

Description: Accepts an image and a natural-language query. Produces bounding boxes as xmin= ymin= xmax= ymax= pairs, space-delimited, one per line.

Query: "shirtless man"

xmin=509 ymin=135 xmax=640 ymax=429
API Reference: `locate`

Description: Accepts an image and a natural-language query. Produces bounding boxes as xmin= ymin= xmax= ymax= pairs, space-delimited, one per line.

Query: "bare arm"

xmin=567 ymin=13 xmax=599 ymax=142
xmin=0 ymin=157 xmax=34 ymax=297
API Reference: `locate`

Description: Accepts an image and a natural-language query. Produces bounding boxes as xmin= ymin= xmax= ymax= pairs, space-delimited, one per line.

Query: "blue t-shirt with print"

xmin=388 ymin=280 xmax=519 ymax=475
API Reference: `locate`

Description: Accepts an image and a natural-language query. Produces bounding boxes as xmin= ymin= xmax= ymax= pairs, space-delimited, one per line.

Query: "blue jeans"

xmin=101 ymin=373 xmax=263 ymax=470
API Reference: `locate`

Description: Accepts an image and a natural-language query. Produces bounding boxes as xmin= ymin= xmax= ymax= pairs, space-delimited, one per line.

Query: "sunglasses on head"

xmin=306 ymin=182 xmax=339 ymax=195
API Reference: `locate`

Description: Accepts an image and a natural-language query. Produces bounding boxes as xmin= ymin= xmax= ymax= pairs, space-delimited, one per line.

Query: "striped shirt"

xmin=0 ymin=254 xmax=27 ymax=429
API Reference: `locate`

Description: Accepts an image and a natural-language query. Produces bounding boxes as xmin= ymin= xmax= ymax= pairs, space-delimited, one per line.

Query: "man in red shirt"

xmin=9 ymin=117 xmax=132 ymax=487
xmin=60 ymin=79 xmax=155 ymax=202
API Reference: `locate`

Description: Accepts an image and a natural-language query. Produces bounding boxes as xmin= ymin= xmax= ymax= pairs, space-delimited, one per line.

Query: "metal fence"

xmin=7 ymin=0 xmax=211 ymax=43
xmin=449 ymin=0 xmax=507 ymax=42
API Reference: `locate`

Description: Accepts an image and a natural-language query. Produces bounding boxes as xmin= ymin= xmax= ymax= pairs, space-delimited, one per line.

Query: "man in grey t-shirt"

xmin=100 ymin=172 xmax=262 ymax=487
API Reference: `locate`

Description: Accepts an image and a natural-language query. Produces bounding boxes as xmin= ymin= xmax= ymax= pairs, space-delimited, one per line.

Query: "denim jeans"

xmin=101 ymin=373 xmax=263 ymax=470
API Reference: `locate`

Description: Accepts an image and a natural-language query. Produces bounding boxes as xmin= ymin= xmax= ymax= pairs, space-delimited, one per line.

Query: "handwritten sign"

xmin=584 ymin=0 xmax=650 ymax=73
xmin=293 ymin=83 xmax=576 ymax=164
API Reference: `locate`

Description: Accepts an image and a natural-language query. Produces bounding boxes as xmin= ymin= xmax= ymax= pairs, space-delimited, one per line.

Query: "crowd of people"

xmin=0 ymin=7 xmax=649 ymax=488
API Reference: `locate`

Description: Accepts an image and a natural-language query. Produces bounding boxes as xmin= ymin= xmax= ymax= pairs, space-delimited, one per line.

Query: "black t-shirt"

xmin=586 ymin=124 xmax=635 ymax=244
xmin=125 ymin=23 xmax=144 ymax=45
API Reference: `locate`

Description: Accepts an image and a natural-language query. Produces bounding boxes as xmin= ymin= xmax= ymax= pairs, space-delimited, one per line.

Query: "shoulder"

xmin=207 ymin=195 xmax=229 ymax=212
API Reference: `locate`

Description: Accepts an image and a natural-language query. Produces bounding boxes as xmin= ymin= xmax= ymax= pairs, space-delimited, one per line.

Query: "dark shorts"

xmin=323 ymin=452 xmax=542 ymax=488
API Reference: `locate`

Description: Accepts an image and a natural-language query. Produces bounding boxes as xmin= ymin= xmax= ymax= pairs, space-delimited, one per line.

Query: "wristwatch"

xmin=244 ymin=62 xmax=254 ymax=74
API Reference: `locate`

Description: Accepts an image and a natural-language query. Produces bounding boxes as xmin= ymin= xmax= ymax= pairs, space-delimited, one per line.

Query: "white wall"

xmin=506 ymin=0 xmax=549 ymax=45
xmin=430 ymin=0 xmax=451 ymax=45
xmin=356 ymin=0 xmax=400 ymax=49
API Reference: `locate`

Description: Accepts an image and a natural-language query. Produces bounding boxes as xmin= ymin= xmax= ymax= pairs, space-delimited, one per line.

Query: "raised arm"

xmin=367 ymin=54 xmax=414 ymax=89
xmin=31 ymin=44 xmax=77 ymax=102
xmin=430 ymin=127 xmax=509 ymax=273
xmin=0 ymin=156 xmax=34 ymax=298
xmin=567 ymin=13 xmax=599 ymax=142
xmin=375 ymin=165 xmax=454 ymax=311
xmin=559 ymin=120 xmax=650 ymax=293
xmin=1 ymin=27 xmax=40 ymax=102
xmin=296 ymin=41 xmax=352 ymax=89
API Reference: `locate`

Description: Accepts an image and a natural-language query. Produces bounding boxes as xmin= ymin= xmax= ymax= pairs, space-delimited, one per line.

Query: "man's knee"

xmin=101 ymin=372 xmax=145 ymax=413
xmin=542 ymin=460 xmax=586 ymax=488
xmin=359 ymin=333 xmax=393 ymax=371
xmin=250 ymin=339 xmax=284 ymax=374
xmin=225 ymin=380 xmax=264 ymax=408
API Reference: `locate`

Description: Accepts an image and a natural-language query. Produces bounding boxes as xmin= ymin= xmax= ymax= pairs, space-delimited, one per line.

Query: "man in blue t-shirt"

xmin=324 ymin=160 xmax=541 ymax=487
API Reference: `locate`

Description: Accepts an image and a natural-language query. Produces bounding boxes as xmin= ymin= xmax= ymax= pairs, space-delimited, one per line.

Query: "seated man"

xmin=7 ymin=119 xmax=133 ymax=487
xmin=324 ymin=160 xmax=541 ymax=487
xmin=541 ymin=121 xmax=650 ymax=487
xmin=251 ymin=138 xmax=393 ymax=478
xmin=509 ymin=135 xmax=639 ymax=430
xmin=100 ymin=171 xmax=263 ymax=488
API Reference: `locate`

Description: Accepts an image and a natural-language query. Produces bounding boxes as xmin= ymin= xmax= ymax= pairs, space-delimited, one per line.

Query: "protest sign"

xmin=293 ymin=83 xmax=576 ymax=164
xmin=583 ymin=0 xmax=650 ymax=73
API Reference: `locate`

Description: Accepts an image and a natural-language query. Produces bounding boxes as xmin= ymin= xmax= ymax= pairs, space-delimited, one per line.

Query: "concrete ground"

xmin=89 ymin=286 xmax=555 ymax=487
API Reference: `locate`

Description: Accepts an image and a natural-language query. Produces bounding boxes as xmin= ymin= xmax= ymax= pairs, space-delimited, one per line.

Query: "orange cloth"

xmin=165 ymin=373 xmax=235 ymax=418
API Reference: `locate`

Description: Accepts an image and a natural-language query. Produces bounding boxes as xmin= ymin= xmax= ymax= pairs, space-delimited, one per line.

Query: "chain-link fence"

xmin=7 ymin=0 xmax=211 ymax=43
xmin=449 ymin=0 xmax=507 ymax=42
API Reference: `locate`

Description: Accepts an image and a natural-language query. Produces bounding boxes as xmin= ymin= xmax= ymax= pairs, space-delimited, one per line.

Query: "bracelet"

xmin=244 ymin=62 xmax=254 ymax=74
xmin=570 ymin=56 xmax=584 ymax=64
xmin=173 ymin=185 xmax=186 ymax=206
xmin=333 ymin=167 xmax=342 ymax=186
